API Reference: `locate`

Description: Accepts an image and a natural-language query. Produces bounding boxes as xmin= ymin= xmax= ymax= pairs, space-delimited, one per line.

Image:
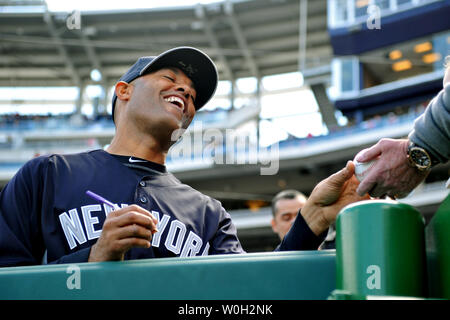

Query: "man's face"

xmin=124 ymin=67 xmax=197 ymax=142
xmin=271 ymin=196 xmax=306 ymax=240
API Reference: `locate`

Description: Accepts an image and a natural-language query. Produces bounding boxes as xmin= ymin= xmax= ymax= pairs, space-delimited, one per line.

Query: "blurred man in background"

xmin=271 ymin=190 xmax=307 ymax=240
xmin=271 ymin=189 xmax=336 ymax=250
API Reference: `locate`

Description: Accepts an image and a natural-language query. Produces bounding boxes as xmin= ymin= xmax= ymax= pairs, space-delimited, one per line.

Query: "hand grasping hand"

xmin=301 ymin=161 xmax=371 ymax=235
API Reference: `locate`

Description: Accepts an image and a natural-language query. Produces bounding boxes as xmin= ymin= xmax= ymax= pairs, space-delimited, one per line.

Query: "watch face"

xmin=410 ymin=148 xmax=431 ymax=168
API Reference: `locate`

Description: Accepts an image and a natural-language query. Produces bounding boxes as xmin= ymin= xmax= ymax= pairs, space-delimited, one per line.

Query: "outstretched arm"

xmin=301 ymin=161 xmax=370 ymax=236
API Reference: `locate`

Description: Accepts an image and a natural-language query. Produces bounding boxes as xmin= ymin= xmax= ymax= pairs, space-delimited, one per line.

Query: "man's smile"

xmin=163 ymin=94 xmax=186 ymax=113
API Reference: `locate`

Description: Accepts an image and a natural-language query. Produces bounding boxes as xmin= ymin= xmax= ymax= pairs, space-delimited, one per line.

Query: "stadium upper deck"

xmin=327 ymin=0 xmax=450 ymax=120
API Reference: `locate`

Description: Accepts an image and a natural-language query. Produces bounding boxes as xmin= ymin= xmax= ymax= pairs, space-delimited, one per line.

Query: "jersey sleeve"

xmin=47 ymin=247 xmax=92 ymax=265
xmin=275 ymin=209 xmax=328 ymax=251
xmin=208 ymin=203 xmax=325 ymax=254
xmin=0 ymin=158 xmax=47 ymax=267
xmin=409 ymin=84 xmax=450 ymax=164
xmin=208 ymin=205 xmax=245 ymax=255
xmin=0 ymin=157 xmax=92 ymax=267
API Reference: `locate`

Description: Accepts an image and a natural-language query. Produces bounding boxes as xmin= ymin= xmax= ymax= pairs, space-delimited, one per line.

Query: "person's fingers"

xmin=115 ymin=211 xmax=157 ymax=231
xmin=116 ymin=237 xmax=151 ymax=251
xmin=368 ymin=183 xmax=390 ymax=198
xmin=309 ymin=161 xmax=356 ymax=207
xmin=129 ymin=204 xmax=159 ymax=230
xmin=327 ymin=161 xmax=354 ymax=187
xmin=356 ymin=180 xmax=371 ymax=196
xmin=360 ymin=178 xmax=386 ymax=198
xmin=107 ymin=205 xmax=159 ymax=233
xmin=346 ymin=160 xmax=355 ymax=175
xmin=116 ymin=224 xmax=153 ymax=241
xmin=109 ymin=204 xmax=150 ymax=217
xmin=355 ymin=144 xmax=382 ymax=162
xmin=356 ymin=167 xmax=381 ymax=196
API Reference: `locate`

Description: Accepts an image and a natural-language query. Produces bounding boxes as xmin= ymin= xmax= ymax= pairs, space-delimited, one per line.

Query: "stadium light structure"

xmin=90 ymin=69 xmax=102 ymax=82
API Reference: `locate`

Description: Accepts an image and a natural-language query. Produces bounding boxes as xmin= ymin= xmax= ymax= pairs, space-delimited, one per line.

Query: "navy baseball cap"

xmin=111 ymin=46 xmax=218 ymax=122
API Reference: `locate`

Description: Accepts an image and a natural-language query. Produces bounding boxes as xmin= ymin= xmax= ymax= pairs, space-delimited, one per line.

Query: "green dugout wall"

xmin=0 ymin=251 xmax=336 ymax=300
xmin=0 ymin=194 xmax=448 ymax=300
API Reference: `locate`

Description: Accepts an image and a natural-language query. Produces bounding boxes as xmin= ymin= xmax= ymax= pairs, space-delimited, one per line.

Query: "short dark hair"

xmin=271 ymin=189 xmax=307 ymax=217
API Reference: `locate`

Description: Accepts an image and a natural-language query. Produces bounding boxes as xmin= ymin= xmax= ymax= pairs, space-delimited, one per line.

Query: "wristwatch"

xmin=407 ymin=141 xmax=439 ymax=171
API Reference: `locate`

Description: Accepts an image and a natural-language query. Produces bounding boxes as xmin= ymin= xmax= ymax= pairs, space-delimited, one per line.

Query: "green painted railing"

xmin=0 ymin=194 xmax=448 ymax=300
xmin=0 ymin=251 xmax=336 ymax=300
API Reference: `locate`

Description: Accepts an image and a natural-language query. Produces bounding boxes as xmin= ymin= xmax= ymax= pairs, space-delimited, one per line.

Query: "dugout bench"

xmin=0 ymin=194 xmax=449 ymax=300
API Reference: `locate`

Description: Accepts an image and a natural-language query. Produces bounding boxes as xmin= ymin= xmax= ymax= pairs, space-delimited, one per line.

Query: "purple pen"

xmin=86 ymin=190 xmax=120 ymax=210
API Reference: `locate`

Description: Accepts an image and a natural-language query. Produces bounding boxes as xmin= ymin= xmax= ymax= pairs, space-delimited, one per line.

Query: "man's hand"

xmin=355 ymin=138 xmax=429 ymax=199
xmin=301 ymin=161 xmax=370 ymax=236
xmin=88 ymin=204 xmax=158 ymax=262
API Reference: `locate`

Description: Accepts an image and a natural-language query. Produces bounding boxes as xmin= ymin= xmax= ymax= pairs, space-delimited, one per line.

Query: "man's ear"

xmin=271 ymin=218 xmax=278 ymax=233
xmin=115 ymin=81 xmax=133 ymax=102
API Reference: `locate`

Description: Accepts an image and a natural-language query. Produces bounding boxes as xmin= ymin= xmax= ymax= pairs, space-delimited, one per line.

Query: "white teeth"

xmin=164 ymin=96 xmax=184 ymax=108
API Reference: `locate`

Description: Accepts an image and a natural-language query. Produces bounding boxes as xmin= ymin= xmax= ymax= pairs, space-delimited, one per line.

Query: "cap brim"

xmin=141 ymin=46 xmax=218 ymax=110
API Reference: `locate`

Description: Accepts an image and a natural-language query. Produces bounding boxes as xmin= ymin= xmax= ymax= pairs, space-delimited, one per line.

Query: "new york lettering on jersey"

xmin=58 ymin=203 xmax=210 ymax=257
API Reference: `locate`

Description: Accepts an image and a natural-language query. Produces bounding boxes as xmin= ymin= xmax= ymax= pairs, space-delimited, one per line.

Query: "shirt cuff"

xmin=48 ymin=247 xmax=92 ymax=265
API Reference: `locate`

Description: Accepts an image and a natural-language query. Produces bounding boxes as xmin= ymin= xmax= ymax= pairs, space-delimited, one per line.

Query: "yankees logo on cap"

xmin=177 ymin=61 xmax=198 ymax=77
